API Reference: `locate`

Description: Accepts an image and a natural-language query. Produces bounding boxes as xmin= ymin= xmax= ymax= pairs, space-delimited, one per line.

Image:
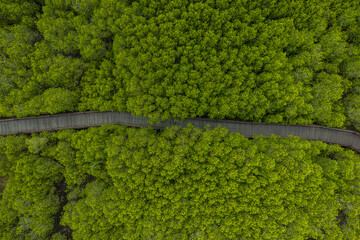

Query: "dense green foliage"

xmin=1 ymin=0 xmax=360 ymax=129
xmin=0 ymin=125 xmax=360 ymax=239
xmin=1 ymin=0 xmax=360 ymax=239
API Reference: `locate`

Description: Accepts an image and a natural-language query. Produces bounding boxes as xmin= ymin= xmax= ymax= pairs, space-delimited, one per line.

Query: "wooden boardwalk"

xmin=0 ymin=111 xmax=359 ymax=152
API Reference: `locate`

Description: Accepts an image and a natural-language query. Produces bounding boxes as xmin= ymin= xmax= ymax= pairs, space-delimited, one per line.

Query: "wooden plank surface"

xmin=0 ymin=111 xmax=359 ymax=152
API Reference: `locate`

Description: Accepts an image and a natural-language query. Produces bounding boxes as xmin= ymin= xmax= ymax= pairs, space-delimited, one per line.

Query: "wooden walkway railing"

xmin=0 ymin=111 xmax=359 ymax=152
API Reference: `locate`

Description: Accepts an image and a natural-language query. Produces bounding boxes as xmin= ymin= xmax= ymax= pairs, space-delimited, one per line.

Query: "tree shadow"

xmin=0 ymin=175 xmax=10 ymax=199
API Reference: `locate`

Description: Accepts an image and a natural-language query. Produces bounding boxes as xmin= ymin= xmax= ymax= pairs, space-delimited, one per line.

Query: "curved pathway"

xmin=0 ymin=111 xmax=359 ymax=152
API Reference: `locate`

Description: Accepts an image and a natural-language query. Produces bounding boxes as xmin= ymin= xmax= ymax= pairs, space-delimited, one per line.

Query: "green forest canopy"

xmin=1 ymin=0 xmax=360 ymax=128
xmin=0 ymin=124 xmax=359 ymax=239
xmin=1 ymin=0 xmax=360 ymax=239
